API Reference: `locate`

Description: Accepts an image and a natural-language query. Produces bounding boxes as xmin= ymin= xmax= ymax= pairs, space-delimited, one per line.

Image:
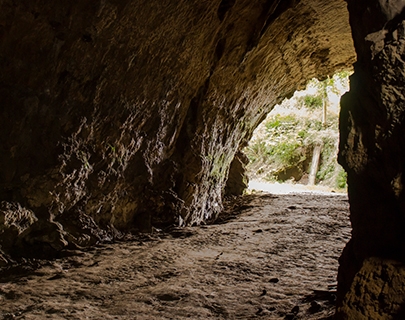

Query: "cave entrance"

xmin=244 ymin=71 xmax=351 ymax=194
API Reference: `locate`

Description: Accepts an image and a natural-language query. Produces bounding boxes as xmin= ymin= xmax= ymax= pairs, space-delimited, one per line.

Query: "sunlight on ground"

xmin=248 ymin=179 xmax=347 ymax=195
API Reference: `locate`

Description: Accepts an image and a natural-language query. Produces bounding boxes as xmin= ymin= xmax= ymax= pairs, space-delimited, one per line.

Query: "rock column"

xmin=338 ymin=0 xmax=405 ymax=316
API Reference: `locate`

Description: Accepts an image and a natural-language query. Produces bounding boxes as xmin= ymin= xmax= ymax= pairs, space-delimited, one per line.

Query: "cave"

xmin=1 ymin=0 xmax=405 ymax=318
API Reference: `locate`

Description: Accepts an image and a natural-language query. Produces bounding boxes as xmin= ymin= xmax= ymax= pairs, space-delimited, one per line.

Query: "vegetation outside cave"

xmin=244 ymin=71 xmax=351 ymax=193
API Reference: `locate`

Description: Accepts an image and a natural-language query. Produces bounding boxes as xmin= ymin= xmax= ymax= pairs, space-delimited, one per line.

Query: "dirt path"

xmin=0 ymin=193 xmax=350 ymax=320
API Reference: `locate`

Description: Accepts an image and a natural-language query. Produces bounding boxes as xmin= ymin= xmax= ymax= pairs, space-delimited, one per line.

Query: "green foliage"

xmin=245 ymin=139 xmax=302 ymax=167
xmin=245 ymin=71 xmax=351 ymax=190
xmin=270 ymin=141 xmax=302 ymax=165
xmin=335 ymin=70 xmax=351 ymax=79
xmin=336 ymin=169 xmax=348 ymax=189
xmin=265 ymin=114 xmax=298 ymax=132
xmin=302 ymin=95 xmax=323 ymax=110
xmin=298 ymin=130 xmax=308 ymax=140
xmin=307 ymin=120 xmax=324 ymax=131
xmin=246 ymin=140 xmax=272 ymax=163
xmin=245 ymin=113 xmax=307 ymax=181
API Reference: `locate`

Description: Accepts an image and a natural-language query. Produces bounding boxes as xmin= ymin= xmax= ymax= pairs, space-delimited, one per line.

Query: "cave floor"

xmin=0 ymin=192 xmax=350 ymax=320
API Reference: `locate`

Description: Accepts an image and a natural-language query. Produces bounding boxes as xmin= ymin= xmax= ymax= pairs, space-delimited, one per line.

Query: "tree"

xmin=307 ymin=74 xmax=344 ymax=184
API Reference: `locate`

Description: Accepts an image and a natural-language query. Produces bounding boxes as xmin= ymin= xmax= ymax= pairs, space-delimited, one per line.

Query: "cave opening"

xmin=244 ymin=71 xmax=351 ymax=194
xmin=2 ymin=0 xmax=405 ymax=318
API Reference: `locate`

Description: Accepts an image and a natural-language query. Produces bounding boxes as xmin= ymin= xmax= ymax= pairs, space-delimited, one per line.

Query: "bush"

xmin=265 ymin=114 xmax=298 ymax=134
xmin=270 ymin=141 xmax=303 ymax=166
xmin=245 ymin=140 xmax=272 ymax=163
xmin=245 ymin=72 xmax=350 ymax=189
xmin=245 ymin=104 xmax=340 ymax=184
xmin=336 ymin=169 xmax=348 ymax=189
xmin=245 ymin=114 xmax=308 ymax=182
xmin=301 ymin=95 xmax=323 ymax=109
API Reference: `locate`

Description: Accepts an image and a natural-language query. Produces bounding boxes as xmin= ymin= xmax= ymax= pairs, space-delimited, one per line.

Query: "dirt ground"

xmin=0 ymin=192 xmax=351 ymax=320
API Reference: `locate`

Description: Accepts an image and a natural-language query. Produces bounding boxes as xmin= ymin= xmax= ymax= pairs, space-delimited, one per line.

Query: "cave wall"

xmin=337 ymin=0 xmax=405 ymax=317
xmin=5 ymin=0 xmax=405 ymax=317
xmin=0 ymin=0 xmax=354 ymax=258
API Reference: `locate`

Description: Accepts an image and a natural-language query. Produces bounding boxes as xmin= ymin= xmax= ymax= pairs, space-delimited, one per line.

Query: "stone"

xmin=0 ymin=252 xmax=8 ymax=267
xmin=0 ymin=0 xmax=354 ymax=257
xmin=0 ymin=201 xmax=37 ymax=233
xmin=225 ymin=151 xmax=249 ymax=196
xmin=0 ymin=201 xmax=38 ymax=256
xmin=337 ymin=0 xmax=405 ymax=312
xmin=337 ymin=257 xmax=405 ymax=319
xmin=16 ymin=220 xmax=68 ymax=256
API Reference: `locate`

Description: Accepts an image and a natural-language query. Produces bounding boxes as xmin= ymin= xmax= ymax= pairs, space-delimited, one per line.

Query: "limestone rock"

xmin=0 ymin=201 xmax=37 ymax=233
xmin=1 ymin=1 xmax=405 ymax=318
xmin=337 ymin=257 xmax=405 ymax=319
xmin=0 ymin=201 xmax=37 ymax=254
xmin=0 ymin=253 xmax=8 ymax=267
xmin=17 ymin=220 xmax=68 ymax=253
xmin=0 ymin=0 xmax=354 ymax=254
xmin=337 ymin=0 xmax=405 ymax=308
xmin=225 ymin=151 xmax=249 ymax=196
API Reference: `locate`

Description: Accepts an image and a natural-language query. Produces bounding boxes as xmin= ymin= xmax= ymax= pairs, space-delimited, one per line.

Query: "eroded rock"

xmin=337 ymin=1 xmax=405 ymax=312
xmin=225 ymin=151 xmax=249 ymax=197
xmin=2 ymin=1 xmax=405 ymax=317
xmin=0 ymin=0 xmax=354 ymax=258
xmin=337 ymin=257 xmax=405 ymax=319
xmin=0 ymin=201 xmax=37 ymax=254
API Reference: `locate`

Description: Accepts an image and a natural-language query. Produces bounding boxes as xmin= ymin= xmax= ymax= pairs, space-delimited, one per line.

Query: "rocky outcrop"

xmin=337 ymin=257 xmax=405 ymax=319
xmin=337 ymin=0 xmax=405 ymax=314
xmin=0 ymin=0 xmax=354 ymax=260
xmin=225 ymin=151 xmax=249 ymax=197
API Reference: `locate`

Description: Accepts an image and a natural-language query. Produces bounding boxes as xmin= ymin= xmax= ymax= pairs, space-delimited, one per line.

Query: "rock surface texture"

xmin=338 ymin=257 xmax=405 ymax=319
xmin=337 ymin=0 xmax=405 ymax=318
xmin=0 ymin=0 xmax=354 ymax=255
xmin=4 ymin=0 xmax=405 ymax=318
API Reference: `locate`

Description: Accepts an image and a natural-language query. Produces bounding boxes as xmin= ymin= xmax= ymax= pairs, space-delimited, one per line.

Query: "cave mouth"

xmin=244 ymin=72 xmax=351 ymax=194
xmin=2 ymin=0 xmax=405 ymax=317
xmin=3 ymin=0 xmax=405 ymax=317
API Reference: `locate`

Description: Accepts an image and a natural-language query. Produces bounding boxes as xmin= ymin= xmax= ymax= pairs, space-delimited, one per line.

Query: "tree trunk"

xmin=322 ymin=99 xmax=327 ymax=126
xmin=308 ymin=144 xmax=322 ymax=185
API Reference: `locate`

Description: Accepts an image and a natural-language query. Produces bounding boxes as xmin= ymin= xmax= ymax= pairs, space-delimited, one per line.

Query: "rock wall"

xmin=6 ymin=0 xmax=405 ymax=317
xmin=0 ymin=0 xmax=354 ymax=259
xmin=337 ymin=0 xmax=405 ymax=317
xmin=337 ymin=257 xmax=405 ymax=319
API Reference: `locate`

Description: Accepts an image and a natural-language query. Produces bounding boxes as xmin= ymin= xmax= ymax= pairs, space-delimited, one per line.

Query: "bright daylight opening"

xmin=245 ymin=71 xmax=352 ymax=195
